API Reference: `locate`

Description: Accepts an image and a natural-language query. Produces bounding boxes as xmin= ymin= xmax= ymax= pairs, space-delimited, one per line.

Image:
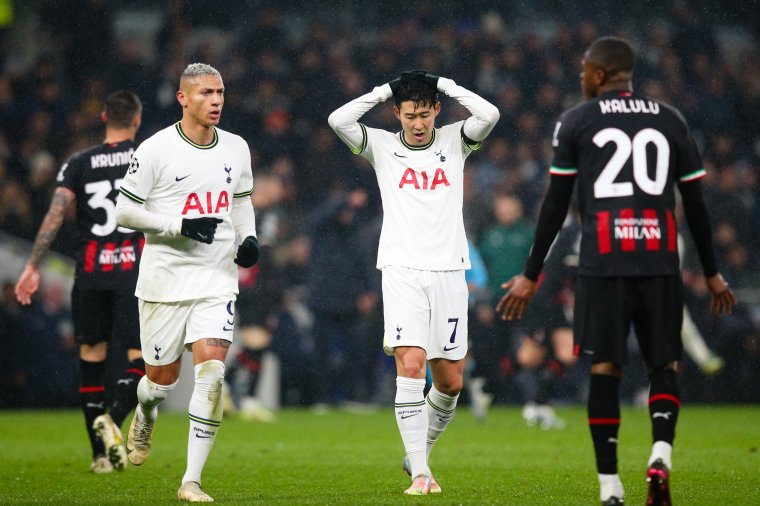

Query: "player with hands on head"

xmin=115 ymin=63 xmax=257 ymax=503
xmin=495 ymin=37 xmax=735 ymax=506
xmin=329 ymin=69 xmax=499 ymax=495
xmin=15 ymin=90 xmax=145 ymax=475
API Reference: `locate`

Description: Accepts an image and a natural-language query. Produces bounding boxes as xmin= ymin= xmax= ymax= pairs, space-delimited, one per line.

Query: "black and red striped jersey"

xmin=549 ymin=90 xmax=705 ymax=277
xmin=56 ymin=140 xmax=142 ymax=289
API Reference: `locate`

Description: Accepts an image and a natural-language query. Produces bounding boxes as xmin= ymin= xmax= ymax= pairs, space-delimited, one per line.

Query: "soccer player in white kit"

xmin=328 ymin=70 xmax=499 ymax=495
xmin=115 ymin=63 xmax=260 ymax=503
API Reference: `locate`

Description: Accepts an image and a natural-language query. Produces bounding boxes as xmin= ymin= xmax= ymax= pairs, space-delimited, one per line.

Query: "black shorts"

xmin=72 ymin=282 xmax=140 ymax=349
xmin=573 ymin=275 xmax=683 ymax=368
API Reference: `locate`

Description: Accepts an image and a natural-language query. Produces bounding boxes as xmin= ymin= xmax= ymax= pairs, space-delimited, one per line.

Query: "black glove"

xmin=234 ymin=235 xmax=259 ymax=267
xmin=388 ymin=76 xmax=403 ymax=96
xmin=181 ymin=217 xmax=223 ymax=244
xmin=400 ymin=69 xmax=439 ymax=90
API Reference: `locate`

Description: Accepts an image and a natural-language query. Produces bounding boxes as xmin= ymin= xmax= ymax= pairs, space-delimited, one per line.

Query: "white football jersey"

xmin=119 ymin=122 xmax=253 ymax=302
xmin=360 ymin=120 xmax=476 ymax=270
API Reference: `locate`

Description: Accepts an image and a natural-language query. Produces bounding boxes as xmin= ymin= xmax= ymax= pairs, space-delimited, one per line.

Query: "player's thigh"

xmin=381 ymin=267 xmax=430 ymax=356
xmin=72 ymin=283 xmax=113 ymax=346
xmin=516 ymin=334 xmax=546 ymax=368
xmin=428 ymin=270 xmax=468 ymax=361
xmin=573 ymin=276 xmax=634 ymax=365
xmin=550 ymin=327 xmax=576 ymax=365
xmin=111 ymin=289 xmax=141 ymax=351
xmin=632 ymin=276 xmax=684 ymax=369
xmin=186 ymin=294 xmax=237 ymax=362
xmin=138 ymin=299 xmax=192 ymax=366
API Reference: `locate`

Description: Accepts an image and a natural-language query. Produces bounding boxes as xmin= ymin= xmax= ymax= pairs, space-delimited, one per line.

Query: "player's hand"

xmin=705 ymin=273 xmax=736 ymax=315
xmin=400 ymin=69 xmax=439 ymax=89
xmin=15 ymin=264 xmax=40 ymax=306
xmin=495 ymin=274 xmax=537 ymax=321
xmin=181 ymin=217 xmax=223 ymax=244
xmin=388 ymin=76 xmax=403 ymax=96
xmin=234 ymin=235 xmax=259 ymax=268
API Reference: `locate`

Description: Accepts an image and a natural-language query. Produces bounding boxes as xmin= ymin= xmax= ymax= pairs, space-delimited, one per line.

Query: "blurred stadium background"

xmin=1 ymin=0 xmax=759 ymax=412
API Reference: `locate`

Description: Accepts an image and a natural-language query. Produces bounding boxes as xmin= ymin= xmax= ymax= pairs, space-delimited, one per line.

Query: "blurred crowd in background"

xmin=1 ymin=0 xmax=759 ymax=410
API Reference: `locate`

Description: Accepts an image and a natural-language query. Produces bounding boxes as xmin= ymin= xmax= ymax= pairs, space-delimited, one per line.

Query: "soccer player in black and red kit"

xmin=496 ymin=37 xmax=736 ymax=506
xmin=15 ymin=91 xmax=146 ymax=474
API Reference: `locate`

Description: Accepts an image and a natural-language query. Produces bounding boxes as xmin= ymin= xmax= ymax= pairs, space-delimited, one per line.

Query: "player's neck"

xmin=597 ymin=80 xmax=633 ymax=96
xmin=103 ymin=127 xmax=135 ymax=144
xmin=179 ymin=118 xmax=216 ymax=145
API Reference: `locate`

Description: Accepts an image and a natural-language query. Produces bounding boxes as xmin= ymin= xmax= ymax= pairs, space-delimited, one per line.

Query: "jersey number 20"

xmin=593 ymin=128 xmax=670 ymax=198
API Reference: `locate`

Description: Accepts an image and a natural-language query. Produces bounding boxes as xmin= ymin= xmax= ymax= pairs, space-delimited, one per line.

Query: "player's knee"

xmin=395 ymin=348 xmax=427 ymax=378
xmin=79 ymin=342 xmax=107 ymax=361
xmin=437 ymin=377 xmax=463 ymax=396
xmin=517 ymin=344 xmax=544 ymax=369
xmin=195 ymin=359 xmax=226 ymax=388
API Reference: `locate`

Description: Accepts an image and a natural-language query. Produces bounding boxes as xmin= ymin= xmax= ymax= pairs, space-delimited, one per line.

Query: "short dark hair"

xmin=586 ymin=36 xmax=635 ymax=76
xmin=393 ymin=78 xmax=438 ymax=109
xmin=104 ymin=90 xmax=142 ymax=129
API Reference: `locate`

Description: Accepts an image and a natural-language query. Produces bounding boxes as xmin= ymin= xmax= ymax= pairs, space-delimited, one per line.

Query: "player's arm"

xmin=496 ymin=175 xmax=575 ymax=320
xmin=678 ymin=179 xmax=736 ymax=314
xmin=15 ymin=187 xmax=75 ymax=305
xmin=327 ymin=83 xmax=392 ymax=154
xmin=436 ymin=76 xmax=500 ymax=146
xmin=115 ymin=193 xmax=221 ymax=245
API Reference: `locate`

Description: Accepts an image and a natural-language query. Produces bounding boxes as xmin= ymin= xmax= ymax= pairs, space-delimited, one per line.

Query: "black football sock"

xmin=238 ymin=348 xmax=263 ymax=396
xmin=534 ymin=359 xmax=565 ymax=404
xmin=110 ymin=358 xmax=145 ymax=428
xmin=648 ymin=367 xmax=680 ymax=445
xmin=588 ymin=374 xmax=621 ymax=474
xmin=80 ymin=359 xmax=106 ymax=458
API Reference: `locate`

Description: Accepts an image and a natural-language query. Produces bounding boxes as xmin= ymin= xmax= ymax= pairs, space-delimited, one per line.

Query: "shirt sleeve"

xmin=118 ymin=142 xmax=155 ymax=205
xmin=672 ymin=111 xmax=706 ymax=183
xmin=56 ymin=154 xmax=77 ymax=191
xmin=234 ymin=140 xmax=254 ymax=199
xmin=327 ymin=84 xmax=392 ymax=155
xmin=549 ymin=111 xmax=579 ymax=176
xmin=437 ymin=77 xmax=500 ymax=149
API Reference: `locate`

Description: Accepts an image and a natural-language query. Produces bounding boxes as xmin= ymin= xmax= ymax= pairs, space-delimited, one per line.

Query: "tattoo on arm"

xmin=28 ymin=188 xmax=75 ymax=268
xmin=205 ymin=338 xmax=231 ymax=349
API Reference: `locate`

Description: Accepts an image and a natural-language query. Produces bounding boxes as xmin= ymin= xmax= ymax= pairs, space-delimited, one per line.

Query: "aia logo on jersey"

xmin=182 ymin=191 xmax=230 ymax=215
xmin=398 ymin=168 xmax=450 ymax=190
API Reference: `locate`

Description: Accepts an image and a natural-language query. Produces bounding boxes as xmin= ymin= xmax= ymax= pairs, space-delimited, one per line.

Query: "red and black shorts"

xmin=72 ymin=282 xmax=140 ymax=349
xmin=573 ymin=275 xmax=683 ymax=368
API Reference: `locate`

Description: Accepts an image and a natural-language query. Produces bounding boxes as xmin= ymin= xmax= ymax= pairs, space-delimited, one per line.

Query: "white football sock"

xmin=426 ymin=385 xmax=459 ymax=459
xmin=395 ymin=377 xmax=430 ymax=478
xmin=136 ymin=375 xmax=177 ymax=424
xmin=182 ymin=360 xmax=226 ymax=486
xmin=648 ymin=441 xmax=673 ymax=470
xmin=598 ymin=473 xmax=624 ymax=501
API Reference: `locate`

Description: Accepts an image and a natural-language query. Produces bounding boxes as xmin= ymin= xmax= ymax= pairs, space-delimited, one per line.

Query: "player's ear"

xmin=393 ymin=106 xmax=401 ymax=120
xmin=595 ymin=67 xmax=607 ymax=86
xmin=434 ymin=101 xmax=441 ymax=115
xmin=176 ymin=90 xmax=187 ymax=107
xmin=100 ymin=111 xmax=108 ymax=124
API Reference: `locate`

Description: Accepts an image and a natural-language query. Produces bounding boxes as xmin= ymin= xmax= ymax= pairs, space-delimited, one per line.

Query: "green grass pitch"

xmin=1 ymin=406 xmax=758 ymax=504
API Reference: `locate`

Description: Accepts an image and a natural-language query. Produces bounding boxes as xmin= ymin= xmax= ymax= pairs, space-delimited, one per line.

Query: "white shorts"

xmin=138 ymin=294 xmax=236 ymax=366
xmin=382 ymin=266 xmax=468 ymax=360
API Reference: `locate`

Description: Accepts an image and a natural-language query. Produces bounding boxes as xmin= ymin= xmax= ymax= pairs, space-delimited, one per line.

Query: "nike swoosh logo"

xmin=393 ymin=152 xmax=407 ymax=158
xmin=195 ymin=434 xmax=213 ymax=439
xmin=400 ymin=413 xmax=420 ymax=419
xmin=175 ymin=174 xmax=190 ymax=181
xmin=443 ymin=345 xmax=460 ymax=352
xmin=222 ymin=326 xmax=234 ymax=331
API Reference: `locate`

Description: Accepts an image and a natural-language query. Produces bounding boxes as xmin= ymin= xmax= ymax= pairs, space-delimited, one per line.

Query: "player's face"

xmin=394 ymin=100 xmax=441 ymax=146
xmin=177 ymin=74 xmax=225 ymax=127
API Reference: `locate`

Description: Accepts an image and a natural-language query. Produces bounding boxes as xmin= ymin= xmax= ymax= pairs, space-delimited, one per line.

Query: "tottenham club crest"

xmin=224 ymin=164 xmax=232 ymax=183
xmin=128 ymin=157 xmax=139 ymax=174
